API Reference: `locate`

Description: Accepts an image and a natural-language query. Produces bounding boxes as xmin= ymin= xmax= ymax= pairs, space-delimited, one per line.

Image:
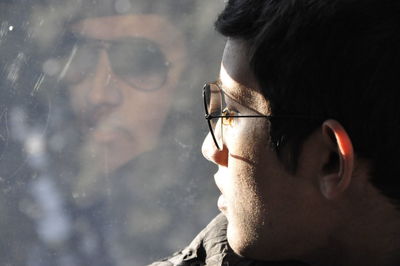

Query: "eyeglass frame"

xmin=202 ymin=81 xmax=321 ymax=150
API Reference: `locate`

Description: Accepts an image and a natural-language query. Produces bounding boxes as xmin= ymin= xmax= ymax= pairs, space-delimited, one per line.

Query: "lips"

xmin=217 ymin=194 xmax=227 ymax=212
xmin=214 ymin=172 xmax=228 ymax=212
xmin=92 ymin=129 xmax=120 ymax=143
xmin=91 ymin=125 xmax=134 ymax=145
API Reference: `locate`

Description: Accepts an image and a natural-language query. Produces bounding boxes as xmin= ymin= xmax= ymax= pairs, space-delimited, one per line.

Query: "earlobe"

xmin=320 ymin=119 xmax=354 ymax=199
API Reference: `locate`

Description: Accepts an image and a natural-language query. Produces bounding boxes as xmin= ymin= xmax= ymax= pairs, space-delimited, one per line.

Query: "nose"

xmin=85 ymin=50 xmax=122 ymax=108
xmin=202 ymin=132 xmax=228 ymax=167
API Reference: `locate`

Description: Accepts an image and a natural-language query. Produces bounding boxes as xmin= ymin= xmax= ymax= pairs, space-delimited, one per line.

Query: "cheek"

xmin=68 ymin=83 xmax=88 ymax=114
xmin=121 ymin=87 xmax=172 ymax=126
xmin=114 ymin=89 xmax=171 ymax=154
xmin=225 ymin=121 xmax=280 ymax=255
xmin=229 ymin=119 xmax=270 ymax=159
xmin=226 ymin=119 xmax=271 ymax=211
xmin=226 ymin=160 xmax=268 ymax=254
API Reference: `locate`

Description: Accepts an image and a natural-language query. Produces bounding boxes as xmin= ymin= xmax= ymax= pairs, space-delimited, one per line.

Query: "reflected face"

xmin=202 ymin=39 xmax=327 ymax=260
xmin=65 ymin=15 xmax=186 ymax=171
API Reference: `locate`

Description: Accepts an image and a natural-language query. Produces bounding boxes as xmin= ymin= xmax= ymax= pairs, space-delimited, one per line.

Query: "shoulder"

xmin=149 ymin=213 xmax=306 ymax=266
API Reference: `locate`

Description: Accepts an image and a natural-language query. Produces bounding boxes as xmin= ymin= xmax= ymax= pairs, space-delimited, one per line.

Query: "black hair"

xmin=215 ymin=0 xmax=400 ymax=202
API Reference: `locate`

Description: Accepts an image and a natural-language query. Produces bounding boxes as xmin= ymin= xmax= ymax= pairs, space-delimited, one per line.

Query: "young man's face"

xmin=64 ymin=15 xmax=186 ymax=171
xmin=202 ymin=39 xmax=332 ymax=261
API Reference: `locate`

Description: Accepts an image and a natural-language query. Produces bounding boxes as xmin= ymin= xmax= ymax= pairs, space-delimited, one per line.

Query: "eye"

xmin=222 ymin=108 xmax=237 ymax=126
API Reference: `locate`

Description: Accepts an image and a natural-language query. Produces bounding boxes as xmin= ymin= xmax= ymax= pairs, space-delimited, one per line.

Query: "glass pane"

xmin=0 ymin=1 xmax=225 ymax=265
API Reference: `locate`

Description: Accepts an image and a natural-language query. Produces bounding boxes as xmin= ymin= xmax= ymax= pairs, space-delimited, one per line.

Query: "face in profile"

xmin=202 ymin=39 xmax=333 ymax=261
xmin=61 ymin=15 xmax=186 ymax=172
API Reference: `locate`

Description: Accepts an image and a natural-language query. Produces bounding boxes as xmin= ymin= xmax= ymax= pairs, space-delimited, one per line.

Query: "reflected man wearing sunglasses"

xmin=63 ymin=15 xmax=186 ymax=187
xmin=59 ymin=14 xmax=188 ymax=264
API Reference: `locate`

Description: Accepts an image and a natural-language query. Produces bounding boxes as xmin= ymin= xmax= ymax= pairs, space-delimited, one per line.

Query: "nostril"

xmin=202 ymin=133 xmax=229 ymax=167
xmin=213 ymin=144 xmax=229 ymax=167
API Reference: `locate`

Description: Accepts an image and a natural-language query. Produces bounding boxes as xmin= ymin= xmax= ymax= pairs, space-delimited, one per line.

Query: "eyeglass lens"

xmin=57 ymin=36 xmax=169 ymax=91
xmin=204 ymin=83 xmax=224 ymax=149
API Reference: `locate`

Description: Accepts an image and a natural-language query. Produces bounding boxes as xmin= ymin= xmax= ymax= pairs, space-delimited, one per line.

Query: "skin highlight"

xmin=202 ymin=38 xmax=400 ymax=265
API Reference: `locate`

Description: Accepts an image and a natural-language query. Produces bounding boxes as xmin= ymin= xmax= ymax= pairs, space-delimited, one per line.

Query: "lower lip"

xmin=217 ymin=194 xmax=227 ymax=212
xmin=92 ymin=127 xmax=134 ymax=144
xmin=93 ymin=130 xmax=120 ymax=143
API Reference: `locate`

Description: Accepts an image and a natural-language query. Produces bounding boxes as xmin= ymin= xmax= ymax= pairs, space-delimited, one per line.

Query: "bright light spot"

xmin=32 ymin=178 xmax=71 ymax=245
xmin=8 ymin=26 xmax=13 ymax=31
xmin=25 ymin=134 xmax=44 ymax=155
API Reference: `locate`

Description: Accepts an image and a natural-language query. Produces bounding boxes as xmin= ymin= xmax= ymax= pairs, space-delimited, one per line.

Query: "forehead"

xmin=220 ymin=39 xmax=270 ymax=115
xmin=71 ymin=14 xmax=186 ymax=62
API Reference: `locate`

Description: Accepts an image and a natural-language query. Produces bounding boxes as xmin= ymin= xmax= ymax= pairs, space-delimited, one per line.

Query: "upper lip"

xmin=213 ymin=172 xmax=224 ymax=195
xmin=81 ymin=110 xmax=135 ymax=143
xmin=83 ymin=107 xmax=110 ymax=128
xmin=93 ymin=124 xmax=135 ymax=142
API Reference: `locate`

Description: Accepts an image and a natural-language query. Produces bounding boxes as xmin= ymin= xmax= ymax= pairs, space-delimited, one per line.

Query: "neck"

xmin=309 ymin=186 xmax=400 ymax=266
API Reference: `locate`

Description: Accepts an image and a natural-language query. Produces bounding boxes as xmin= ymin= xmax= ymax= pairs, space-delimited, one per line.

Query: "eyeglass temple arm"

xmin=205 ymin=114 xmax=270 ymax=120
xmin=205 ymin=114 xmax=323 ymax=121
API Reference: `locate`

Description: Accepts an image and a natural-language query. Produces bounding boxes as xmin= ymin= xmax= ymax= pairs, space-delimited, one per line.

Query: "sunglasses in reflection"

xmin=57 ymin=36 xmax=170 ymax=91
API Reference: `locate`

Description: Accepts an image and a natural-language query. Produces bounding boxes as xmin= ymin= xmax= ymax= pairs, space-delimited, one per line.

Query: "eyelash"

xmin=221 ymin=107 xmax=237 ymax=126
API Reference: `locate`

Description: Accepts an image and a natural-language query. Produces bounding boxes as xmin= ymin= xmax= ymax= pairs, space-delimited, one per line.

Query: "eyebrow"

xmin=216 ymin=78 xmax=246 ymax=103
xmin=216 ymin=78 xmax=269 ymax=116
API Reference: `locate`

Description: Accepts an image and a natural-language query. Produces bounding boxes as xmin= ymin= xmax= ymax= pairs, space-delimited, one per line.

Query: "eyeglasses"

xmin=203 ymin=82 xmax=319 ymax=150
xmin=57 ymin=36 xmax=170 ymax=91
xmin=203 ymin=82 xmax=271 ymax=150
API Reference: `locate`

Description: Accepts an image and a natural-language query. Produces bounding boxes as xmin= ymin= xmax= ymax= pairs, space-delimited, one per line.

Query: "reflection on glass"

xmin=0 ymin=1 xmax=224 ymax=266
xmin=67 ymin=15 xmax=185 ymax=177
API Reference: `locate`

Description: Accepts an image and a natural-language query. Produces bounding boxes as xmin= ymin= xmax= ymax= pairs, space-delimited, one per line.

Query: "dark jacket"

xmin=149 ymin=213 xmax=309 ymax=266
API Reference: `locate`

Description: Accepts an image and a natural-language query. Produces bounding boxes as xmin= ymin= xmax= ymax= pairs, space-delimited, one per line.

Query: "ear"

xmin=319 ymin=119 xmax=354 ymax=199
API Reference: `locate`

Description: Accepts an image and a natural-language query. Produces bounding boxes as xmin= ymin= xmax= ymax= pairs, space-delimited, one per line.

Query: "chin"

xmin=227 ymin=216 xmax=278 ymax=261
xmin=226 ymin=220 xmax=259 ymax=258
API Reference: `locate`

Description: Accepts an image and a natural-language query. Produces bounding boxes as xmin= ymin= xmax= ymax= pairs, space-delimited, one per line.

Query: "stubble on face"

xmin=67 ymin=15 xmax=186 ymax=171
xmin=225 ymin=118 xmax=272 ymax=256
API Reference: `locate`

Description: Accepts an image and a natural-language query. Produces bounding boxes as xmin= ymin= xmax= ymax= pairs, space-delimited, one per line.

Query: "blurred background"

xmin=0 ymin=0 xmax=225 ymax=265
